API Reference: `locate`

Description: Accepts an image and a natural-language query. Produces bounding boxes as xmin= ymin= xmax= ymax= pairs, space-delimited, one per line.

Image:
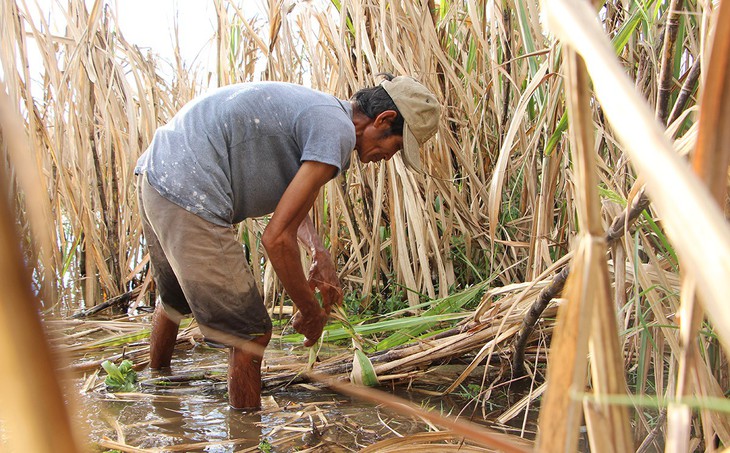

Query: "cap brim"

xmin=402 ymin=123 xmax=423 ymax=173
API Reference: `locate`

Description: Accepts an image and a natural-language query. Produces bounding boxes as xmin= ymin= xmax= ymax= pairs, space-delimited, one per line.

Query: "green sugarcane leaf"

xmin=350 ymin=349 xmax=379 ymax=387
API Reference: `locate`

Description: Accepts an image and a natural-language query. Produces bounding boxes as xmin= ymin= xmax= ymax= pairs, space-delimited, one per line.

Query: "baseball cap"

xmin=381 ymin=76 xmax=441 ymax=173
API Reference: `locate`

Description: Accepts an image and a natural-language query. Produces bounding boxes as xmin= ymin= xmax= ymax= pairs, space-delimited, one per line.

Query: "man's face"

xmin=355 ymin=111 xmax=404 ymax=164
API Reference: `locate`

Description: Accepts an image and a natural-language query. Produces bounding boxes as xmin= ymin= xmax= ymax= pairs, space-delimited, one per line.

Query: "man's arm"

xmin=297 ymin=216 xmax=343 ymax=315
xmin=262 ymin=161 xmax=337 ymax=346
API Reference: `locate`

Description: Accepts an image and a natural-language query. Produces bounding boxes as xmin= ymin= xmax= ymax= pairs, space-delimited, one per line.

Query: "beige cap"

xmin=381 ymin=76 xmax=440 ymax=173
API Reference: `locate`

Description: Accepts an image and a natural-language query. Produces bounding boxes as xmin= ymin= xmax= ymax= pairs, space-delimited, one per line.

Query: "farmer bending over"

xmin=134 ymin=74 xmax=440 ymax=410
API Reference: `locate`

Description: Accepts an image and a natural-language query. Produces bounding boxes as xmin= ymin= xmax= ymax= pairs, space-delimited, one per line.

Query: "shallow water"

xmin=71 ymin=336 xmax=516 ymax=452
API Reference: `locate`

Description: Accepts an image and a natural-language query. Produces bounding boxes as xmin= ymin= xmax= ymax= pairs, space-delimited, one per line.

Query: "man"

xmin=135 ymin=74 xmax=440 ymax=410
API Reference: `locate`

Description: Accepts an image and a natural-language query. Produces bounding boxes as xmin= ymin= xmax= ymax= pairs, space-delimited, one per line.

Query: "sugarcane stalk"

xmin=656 ymin=0 xmax=686 ymax=125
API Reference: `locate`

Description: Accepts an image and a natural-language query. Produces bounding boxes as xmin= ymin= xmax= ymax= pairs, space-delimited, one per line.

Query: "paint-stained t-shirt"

xmin=135 ymin=82 xmax=354 ymax=226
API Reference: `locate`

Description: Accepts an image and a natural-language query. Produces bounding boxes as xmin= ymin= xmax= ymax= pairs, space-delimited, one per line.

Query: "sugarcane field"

xmin=1 ymin=0 xmax=730 ymax=452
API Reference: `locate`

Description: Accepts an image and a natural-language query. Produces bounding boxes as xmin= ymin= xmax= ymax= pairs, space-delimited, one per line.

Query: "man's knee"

xmin=252 ymin=331 xmax=272 ymax=349
xmin=229 ymin=331 xmax=271 ymax=361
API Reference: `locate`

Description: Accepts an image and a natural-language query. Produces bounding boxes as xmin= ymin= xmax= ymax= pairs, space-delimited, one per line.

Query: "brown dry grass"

xmin=2 ymin=0 xmax=730 ymax=451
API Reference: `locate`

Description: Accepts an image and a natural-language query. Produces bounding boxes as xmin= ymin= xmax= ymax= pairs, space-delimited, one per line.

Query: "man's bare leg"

xmin=150 ymin=304 xmax=179 ymax=369
xmin=228 ymin=331 xmax=272 ymax=410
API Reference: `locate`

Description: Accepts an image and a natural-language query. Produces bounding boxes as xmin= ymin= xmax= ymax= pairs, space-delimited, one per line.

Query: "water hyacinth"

xmin=101 ymin=359 xmax=138 ymax=393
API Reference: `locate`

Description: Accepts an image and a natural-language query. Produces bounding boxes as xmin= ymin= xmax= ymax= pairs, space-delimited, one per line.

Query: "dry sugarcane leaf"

xmin=564 ymin=44 xmax=633 ymax=452
xmin=669 ymin=2 xmax=730 ymax=449
xmin=0 ymin=90 xmax=84 ymax=453
xmin=536 ymin=238 xmax=595 ymax=452
xmin=544 ymin=0 xmax=730 ymax=357
xmin=487 ymin=60 xmax=549 ymax=243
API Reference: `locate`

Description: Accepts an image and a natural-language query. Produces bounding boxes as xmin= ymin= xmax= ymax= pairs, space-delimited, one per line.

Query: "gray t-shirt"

xmin=135 ymin=82 xmax=354 ymax=226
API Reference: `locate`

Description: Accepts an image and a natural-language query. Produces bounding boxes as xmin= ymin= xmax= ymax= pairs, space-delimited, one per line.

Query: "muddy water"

xmin=72 ymin=338 xmax=522 ymax=452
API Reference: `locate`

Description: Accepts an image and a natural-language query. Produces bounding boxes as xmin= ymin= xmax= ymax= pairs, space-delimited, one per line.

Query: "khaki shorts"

xmin=137 ymin=174 xmax=272 ymax=343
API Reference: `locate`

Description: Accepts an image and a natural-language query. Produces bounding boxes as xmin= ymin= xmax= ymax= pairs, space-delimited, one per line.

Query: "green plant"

xmin=350 ymin=348 xmax=379 ymax=386
xmin=258 ymin=438 xmax=272 ymax=453
xmin=457 ymin=383 xmax=483 ymax=400
xmin=101 ymin=360 xmax=137 ymax=393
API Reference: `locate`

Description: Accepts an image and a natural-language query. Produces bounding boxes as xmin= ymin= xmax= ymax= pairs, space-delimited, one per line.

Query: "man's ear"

xmin=373 ymin=110 xmax=398 ymax=129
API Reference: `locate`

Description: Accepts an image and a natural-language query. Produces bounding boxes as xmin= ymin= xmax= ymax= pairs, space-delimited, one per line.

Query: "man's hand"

xmin=307 ymin=250 xmax=343 ymax=315
xmin=291 ymin=307 xmax=328 ymax=347
xmin=297 ymin=215 xmax=343 ymax=316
